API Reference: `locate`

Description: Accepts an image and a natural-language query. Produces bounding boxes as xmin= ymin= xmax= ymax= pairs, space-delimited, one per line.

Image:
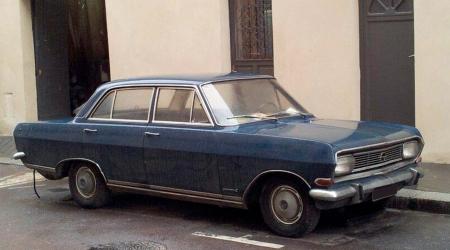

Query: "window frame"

xmin=88 ymin=87 xmax=155 ymax=123
xmin=152 ymin=86 xmax=214 ymax=127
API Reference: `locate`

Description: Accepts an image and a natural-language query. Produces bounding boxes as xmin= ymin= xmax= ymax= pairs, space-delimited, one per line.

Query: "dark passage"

xmin=32 ymin=0 xmax=110 ymax=120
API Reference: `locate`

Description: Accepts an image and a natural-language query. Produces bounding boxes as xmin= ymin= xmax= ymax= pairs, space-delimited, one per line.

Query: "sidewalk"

xmin=1 ymin=136 xmax=449 ymax=214
xmin=389 ymin=163 xmax=450 ymax=214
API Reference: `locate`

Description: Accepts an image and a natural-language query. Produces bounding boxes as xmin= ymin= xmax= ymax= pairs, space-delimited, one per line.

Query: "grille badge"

xmin=379 ymin=152 xmax=387 ymax=162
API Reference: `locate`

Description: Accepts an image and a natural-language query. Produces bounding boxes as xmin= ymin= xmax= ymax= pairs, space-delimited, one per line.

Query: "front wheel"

xmin=69 ymin=163 xmax=111 ymax=208
xmin=259 ymin=178 xmax=320 ymax=237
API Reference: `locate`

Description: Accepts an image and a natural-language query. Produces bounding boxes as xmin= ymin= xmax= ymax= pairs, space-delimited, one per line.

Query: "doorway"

xmin=359 ymin=0 xmax=415 ymax=126
xmin=229 ymin=0 xmax=274 ymax=75
xmin=32 ymin=0 xmax=110 ymax=120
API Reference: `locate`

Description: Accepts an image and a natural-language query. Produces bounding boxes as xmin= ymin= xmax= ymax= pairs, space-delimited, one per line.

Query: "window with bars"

xmin=229 ymin=0 xmax=274 ymax=75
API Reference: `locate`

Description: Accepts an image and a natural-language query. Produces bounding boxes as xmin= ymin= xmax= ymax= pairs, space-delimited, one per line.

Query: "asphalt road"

xmin=1 ymin=163 xmax=449 ymax=250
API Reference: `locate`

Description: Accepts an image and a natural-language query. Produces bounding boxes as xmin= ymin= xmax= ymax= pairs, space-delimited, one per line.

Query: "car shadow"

xmin=106 ymin=192 xmax=397 ymax=236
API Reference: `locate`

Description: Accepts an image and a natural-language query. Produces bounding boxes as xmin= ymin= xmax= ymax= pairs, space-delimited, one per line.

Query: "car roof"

xmin=99 ymin=72 xmax=274 ymax=90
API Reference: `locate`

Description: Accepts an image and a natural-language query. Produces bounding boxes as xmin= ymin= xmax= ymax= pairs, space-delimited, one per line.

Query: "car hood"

xmin=235 ymin=117 xmax=421 ymax=151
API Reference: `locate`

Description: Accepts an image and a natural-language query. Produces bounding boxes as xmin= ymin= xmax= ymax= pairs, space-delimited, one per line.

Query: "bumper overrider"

xmin=309 ymin=164 xmax=422 ymax=209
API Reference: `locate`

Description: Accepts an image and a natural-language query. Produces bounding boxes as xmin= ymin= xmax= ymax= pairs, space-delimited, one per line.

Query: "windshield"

xmin=201 ymin=79 xmax=310 ymax=126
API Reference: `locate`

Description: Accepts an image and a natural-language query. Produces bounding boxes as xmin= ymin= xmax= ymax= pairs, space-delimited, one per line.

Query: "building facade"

xmin=1 ymin=0 xmax=449 ymax=163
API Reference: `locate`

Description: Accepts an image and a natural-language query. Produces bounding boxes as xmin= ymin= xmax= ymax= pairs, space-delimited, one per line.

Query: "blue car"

xmin=13 ymin=73 xmax=423 ymax=237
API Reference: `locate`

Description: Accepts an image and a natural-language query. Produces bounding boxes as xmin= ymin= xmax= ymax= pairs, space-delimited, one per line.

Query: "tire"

xmin=259 ymin=178 xmax=320 ymax=237
xmin=69 ymin=163 xmax=111 ymax=208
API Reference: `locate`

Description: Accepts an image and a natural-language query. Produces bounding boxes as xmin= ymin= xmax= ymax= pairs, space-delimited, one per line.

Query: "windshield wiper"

xmin=227 ymin=114 xmax=278 ymax=121
xmin=266 ymin=110 xmax=298 ymax=117
xmin=266 ymin=110 xmax=310 ymax=118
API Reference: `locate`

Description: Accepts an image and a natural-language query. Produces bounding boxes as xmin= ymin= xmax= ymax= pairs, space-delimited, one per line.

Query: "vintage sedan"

xmin=13 ymin=73 xmax=423 ymax=237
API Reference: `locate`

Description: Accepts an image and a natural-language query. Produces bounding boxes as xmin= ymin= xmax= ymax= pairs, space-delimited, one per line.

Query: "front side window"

xmin=154 ymin=88 xmax=210 ymax=124
xmin=192 ymin=94 xmax=209 ymax=123
xmin=201 ymin=79 xmax=309 ymax=126
xmin=90 ymin=87 xmax=154 ymax=121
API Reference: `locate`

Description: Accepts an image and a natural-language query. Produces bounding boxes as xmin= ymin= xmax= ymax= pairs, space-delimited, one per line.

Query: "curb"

xmin=388 ymin=189 xmax=450 ymax=214
xmin=0 ymin=157 xmax=23 ymax=166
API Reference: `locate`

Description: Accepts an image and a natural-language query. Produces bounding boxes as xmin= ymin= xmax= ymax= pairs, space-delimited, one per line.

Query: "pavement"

xmin=0 ymin=163 xmax=449 ymax=249
xmin=1 ymin=136 xmax=449 ymax=215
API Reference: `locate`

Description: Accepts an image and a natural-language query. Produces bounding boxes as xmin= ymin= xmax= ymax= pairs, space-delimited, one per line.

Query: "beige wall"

xmin=105 ymin=0 xmax=231 ymax=79
xmin=272 ymin=0 xmax=360 ymax=120
xmin=0 ymin=0 xmax=37 ymax=135
xmin=415 ymin=1 xmax=450 ymax=163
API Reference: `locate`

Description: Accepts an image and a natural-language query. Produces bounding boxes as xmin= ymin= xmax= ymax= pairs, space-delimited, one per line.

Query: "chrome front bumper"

xmin=13 ymin=152 xmax=26 ymax=160
xmin=309 ymin=166 xmax=422 ymax=209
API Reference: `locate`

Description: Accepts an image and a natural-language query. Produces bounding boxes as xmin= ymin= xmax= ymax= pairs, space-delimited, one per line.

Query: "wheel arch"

xmin=243 ymin=170 xmax=311 ymax=208
xmin=55 ymin=158 xmax=107 ymax=183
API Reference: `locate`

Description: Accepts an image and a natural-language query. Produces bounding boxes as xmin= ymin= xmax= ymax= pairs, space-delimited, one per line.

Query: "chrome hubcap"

xmin=76 ymin=166 xmax=96 ymax=198
xmin=270 ymin=185 xmax=303 ymax=224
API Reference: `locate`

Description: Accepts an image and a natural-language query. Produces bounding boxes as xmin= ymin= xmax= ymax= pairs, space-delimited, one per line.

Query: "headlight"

xmin=334 ymin=155 xmax=355 ymax=176
xmin=403 ymin=141 xmax=420 ymax=159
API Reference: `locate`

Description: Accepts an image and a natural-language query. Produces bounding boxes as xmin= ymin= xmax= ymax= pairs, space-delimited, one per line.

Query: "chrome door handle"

xmin=83 ymin=128 xmax=98 ymax=133
xmin=144 ymin=132 xmax=160 ymax=137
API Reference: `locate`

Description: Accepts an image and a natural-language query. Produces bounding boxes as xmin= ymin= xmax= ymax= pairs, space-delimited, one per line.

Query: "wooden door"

xmin=229 ymin=0 xmax=274 ymax=75
xmin=32 ymin=0 xmax=71 ymax=119
xmin=360 ymin=0 xmax=415 ymax=125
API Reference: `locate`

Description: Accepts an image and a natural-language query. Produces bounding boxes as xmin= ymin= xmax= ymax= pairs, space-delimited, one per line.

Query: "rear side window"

xmin=112 ymin=89 xmax=153 ymax=120
xmin=91 ymin=91 xmax=114 ymax=119
xmin=90 ymin=88 xmax=154 ymax=121
xmin=154 ymin=88 xmax=210 ymax=124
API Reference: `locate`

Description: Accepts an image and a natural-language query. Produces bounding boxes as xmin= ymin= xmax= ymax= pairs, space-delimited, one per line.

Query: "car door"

xmin=143 ymin=86 xmax=221 ymax=194
xmin=82 ymin=87 xmax=154 ymax=183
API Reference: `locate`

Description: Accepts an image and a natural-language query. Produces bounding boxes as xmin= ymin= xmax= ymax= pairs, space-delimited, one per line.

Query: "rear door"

xmin=82 ymin=87 xmax=154 ymax=183
xmin=143 ymin=86 xmax=221 ymax=194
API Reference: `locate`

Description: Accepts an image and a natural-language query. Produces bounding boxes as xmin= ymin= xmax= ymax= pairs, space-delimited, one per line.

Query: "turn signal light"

xmin=314 ymin=178 xmax=334 ymax=187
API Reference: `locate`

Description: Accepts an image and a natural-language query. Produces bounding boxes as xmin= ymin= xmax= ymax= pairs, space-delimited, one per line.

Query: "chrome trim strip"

xmin=107 ymin=180 xmax=245 ymax=208
xmin=334 ymin=160 xmax=414 ymax=182
xmin=310 ymin=167 xmax=417 ymax=202
xmin=352 ymin=143 xmax=402 ymax=156
xmin=309 ymin=187 xmax=356 ymax=202
xmin=243 ymin=170 xmax=311 ymax=202
xmin=56 ymin=158 xmax=107 ymax=183
xmin=13 ymin=152 xmax=26 ymax=160
xmin=24 ymin=164 xmax=56 ymax=173
xmin=87 ymin=118 xmax=149 ymax=123
xmin=151 ymin=120 xmax=213 ymax=127
xmin=109 ymin=90 xmax=117 ymax=119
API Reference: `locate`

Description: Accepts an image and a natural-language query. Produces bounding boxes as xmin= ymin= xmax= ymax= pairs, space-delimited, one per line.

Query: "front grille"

xmin=352 ymin=144 xmax=403 ymax=172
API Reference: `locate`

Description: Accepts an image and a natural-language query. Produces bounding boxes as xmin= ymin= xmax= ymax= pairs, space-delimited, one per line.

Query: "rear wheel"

xmin=259 ymin=178 xmax=320 ymax=237
xmin=69 ymin=163 xmax=111 ymax=208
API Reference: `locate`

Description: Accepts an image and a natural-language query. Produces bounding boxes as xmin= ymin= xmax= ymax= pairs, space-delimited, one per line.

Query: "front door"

xmin=360 ymin=0 xmax=415 ymax=125
xmin=143 ymin=87 xmax=221 ymax=194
